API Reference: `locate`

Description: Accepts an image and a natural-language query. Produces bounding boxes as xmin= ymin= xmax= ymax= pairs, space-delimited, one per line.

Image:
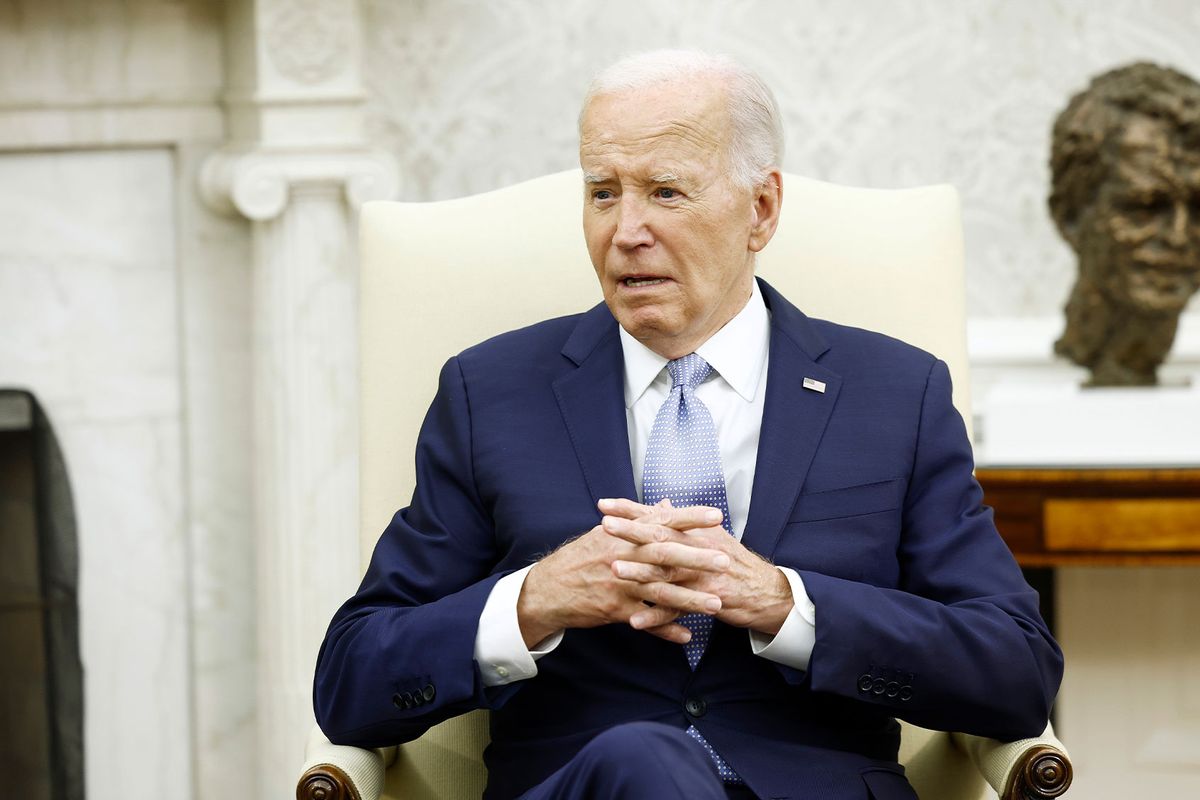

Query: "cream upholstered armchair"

xmin=297 ymin=170 xmax=1073 ymax=800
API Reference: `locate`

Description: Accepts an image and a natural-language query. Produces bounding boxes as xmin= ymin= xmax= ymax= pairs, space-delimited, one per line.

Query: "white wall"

xmin=362 ymin=0 xmax=1200 ymax=323
xmin=1058 ymin=567 xmax=1200 ymax=797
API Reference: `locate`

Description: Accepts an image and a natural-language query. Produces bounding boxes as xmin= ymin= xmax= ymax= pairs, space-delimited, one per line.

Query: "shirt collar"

xmin=618 ymin=279 xmax=770 ymax=408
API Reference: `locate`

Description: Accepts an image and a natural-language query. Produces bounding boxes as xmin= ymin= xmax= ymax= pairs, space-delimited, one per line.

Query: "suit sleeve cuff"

xmin=748 ymin=566 xmax=816 ymax=671
xmin=475 ymin=565 xmax=564 ymax=687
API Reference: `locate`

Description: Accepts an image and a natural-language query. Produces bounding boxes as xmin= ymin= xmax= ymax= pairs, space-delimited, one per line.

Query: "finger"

xmin=642 ymin=502 xmax=723 ymax=532
xmin=612 ymin=560 xmax=673 ymax=583
xmin=613 ymin=559 xmax=707 ymax=585
xmin=601 ymin=514 xmax=679 ymax=544
xmin=597 ymin=497 xmax=657 ymax=519
xmin=599 ymin=498 xmax=722 ymax=530
xmin=626 ymin=603 xmax=681 ymax=630
xmin=681 ymin=523 xmax=732 ymax=542
xmin=621 ymin=542 xmax=731 ymax=573
xmin=643 ymin=622 xmax=693 ymax=644
xmin=602 ymin=515 xmax=729 ymax=548
xmin=626 ymin=581 xmax=722 ymax=616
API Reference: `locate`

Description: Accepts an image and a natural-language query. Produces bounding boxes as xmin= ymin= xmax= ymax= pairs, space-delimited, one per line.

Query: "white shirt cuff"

xmin=748 ymin=567 xmax=816 ymax=671
xmin=475 ymin=565 xmax=564 ymax=687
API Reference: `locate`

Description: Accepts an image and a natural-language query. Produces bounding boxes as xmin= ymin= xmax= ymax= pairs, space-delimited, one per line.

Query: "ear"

xmin=748 ymin=169 xmax=783 ymax=253
xmin=1048 ymin=189 xmax=1082 ymax=249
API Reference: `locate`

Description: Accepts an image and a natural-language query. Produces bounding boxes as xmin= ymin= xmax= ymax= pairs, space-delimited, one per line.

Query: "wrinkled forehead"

xmin=1109 ymin=115 xmax=1200 ymax=192
xmin=579 ymin=81 xmax=734 ymax=164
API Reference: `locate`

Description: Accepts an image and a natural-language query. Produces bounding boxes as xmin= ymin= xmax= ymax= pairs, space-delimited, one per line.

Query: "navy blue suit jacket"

xmin=314 ymin=279 xmax=1063 ymax=800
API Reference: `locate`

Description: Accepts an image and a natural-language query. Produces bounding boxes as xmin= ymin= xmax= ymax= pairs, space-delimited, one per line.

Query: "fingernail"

xmin=613 ymin=561 xmax=629 ymax=578
xmin=705 ymin=597 xmax=722 ymax=613
xmin=630 ymin=613 xmax=647 ymax=628
xmin=598 ymin=498 xmax=614 ymax=509
xmin=603 ymin=516 xmax=627 ymax=532
xmin=713 ymin=554 xmax=730 ymax=569
xmin=705 ymin=509 xmax=722 ymax=524
xmin=679 ymin=630 xmax=692 ymax=643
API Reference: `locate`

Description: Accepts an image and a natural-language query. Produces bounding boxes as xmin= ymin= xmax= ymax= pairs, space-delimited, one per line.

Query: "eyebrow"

xmin=649 ymin=172 xmax=681 ymax=184
xmin=583 ymin=172 xmax=609 ymax=184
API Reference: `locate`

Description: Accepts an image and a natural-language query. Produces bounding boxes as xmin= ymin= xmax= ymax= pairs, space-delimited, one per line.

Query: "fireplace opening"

xmin=0 ymin=390 xmax=84 ymax=800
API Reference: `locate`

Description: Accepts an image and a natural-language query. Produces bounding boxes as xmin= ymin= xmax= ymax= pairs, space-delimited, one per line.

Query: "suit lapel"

xmin=550 ymin=284 xmax=842 ymax=555
xmin=742 ymin=280 xmax=842 ymax=559
xmin=553 ymin=304 xmax=638 ymax=505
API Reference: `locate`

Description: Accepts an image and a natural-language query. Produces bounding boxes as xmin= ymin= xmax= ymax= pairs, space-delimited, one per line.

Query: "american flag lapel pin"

xmin=802 ymin=377 xmax=827 ymax=393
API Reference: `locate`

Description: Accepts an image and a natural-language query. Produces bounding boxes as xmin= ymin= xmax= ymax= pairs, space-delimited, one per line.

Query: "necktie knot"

xmin=667 ymin=353 xmax=711 ymax=391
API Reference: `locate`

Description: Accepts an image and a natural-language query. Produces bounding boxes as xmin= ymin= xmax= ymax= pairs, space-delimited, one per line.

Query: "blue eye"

xmin=656 ymin=187 xmax=678 ymax=199
xmin=593 ymin=189 xmax=614 ymax=201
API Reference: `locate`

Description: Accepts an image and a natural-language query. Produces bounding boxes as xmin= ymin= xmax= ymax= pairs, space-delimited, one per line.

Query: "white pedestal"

xmin=978 ymin=379 xmax=1200 ymax=466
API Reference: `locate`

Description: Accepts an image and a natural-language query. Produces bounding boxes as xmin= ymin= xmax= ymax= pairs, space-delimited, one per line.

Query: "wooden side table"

xmin=977 ymin=468 xmax=1200 ymax=567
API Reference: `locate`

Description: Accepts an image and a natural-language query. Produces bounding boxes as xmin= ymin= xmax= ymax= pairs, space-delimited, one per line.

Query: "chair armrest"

xmin=297 ymin=724 xmax=397 ymax=800
xmin=1001 ymin=744 xmax=1073 ymax=800
xmin=297 ymin=762 xmax=358 ymax=800
xmin=952 ymin=723 xmax=1073 ymax=799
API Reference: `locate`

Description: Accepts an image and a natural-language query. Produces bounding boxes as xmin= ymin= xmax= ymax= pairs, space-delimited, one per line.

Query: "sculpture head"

xmin=1049 ymin=63 xmax=1200 ymax=385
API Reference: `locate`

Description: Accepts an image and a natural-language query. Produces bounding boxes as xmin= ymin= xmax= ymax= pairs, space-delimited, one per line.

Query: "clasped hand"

xmin=517 ymin=498 xmax=793 ymax=648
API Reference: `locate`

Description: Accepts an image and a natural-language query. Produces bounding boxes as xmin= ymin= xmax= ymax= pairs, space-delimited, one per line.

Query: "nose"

xmin=612 ymin=195 xmax=653 ymax=249
xmin=1167 ymin=201 xmax=1190 ymax=248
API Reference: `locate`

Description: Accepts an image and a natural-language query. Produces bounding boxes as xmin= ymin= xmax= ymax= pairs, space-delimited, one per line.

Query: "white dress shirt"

xmin=475 ymin=280 xmax=817 ymax=687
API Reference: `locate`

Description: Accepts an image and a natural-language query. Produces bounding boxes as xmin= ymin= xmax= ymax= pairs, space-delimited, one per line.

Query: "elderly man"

xmin=314 ymin=51 xmax=1062 ymax=800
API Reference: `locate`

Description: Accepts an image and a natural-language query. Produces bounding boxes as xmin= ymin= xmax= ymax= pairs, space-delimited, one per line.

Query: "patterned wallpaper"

xmin=362 ymin=0 xmax=1200 ymax=318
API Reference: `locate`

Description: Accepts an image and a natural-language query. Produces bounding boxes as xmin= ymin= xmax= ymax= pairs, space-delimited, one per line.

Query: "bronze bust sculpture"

xmin=1049 ymin=62 xmax=1200 ymax=386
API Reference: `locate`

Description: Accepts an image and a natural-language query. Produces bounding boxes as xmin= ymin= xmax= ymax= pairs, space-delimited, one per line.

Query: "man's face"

xmin=579 ymin=79 xmax=777 ymax=358
xmin=1078 ymin=115 xmax=1200 ymax=314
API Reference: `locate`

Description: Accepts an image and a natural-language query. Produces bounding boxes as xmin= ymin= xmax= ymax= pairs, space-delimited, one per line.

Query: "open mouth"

xmin=622 ymin=276 xmax=668 ymax=288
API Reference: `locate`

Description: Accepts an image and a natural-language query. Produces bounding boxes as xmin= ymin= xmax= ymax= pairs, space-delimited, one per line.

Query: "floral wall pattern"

xmin=362 ymin=0 xmax=1200 ymax=319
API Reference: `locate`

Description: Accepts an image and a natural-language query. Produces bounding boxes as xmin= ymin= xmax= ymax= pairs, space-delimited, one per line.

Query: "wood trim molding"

xmin=978 ymin=468 xmax=1200 ymax=565
xmin=1044 ymin=498 xmax=1200 ymax=551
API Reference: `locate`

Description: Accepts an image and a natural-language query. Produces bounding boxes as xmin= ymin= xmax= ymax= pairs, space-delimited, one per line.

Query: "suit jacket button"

xmin=422 ymin=683 xmax=436 ymax=702
xmin=885 ymin=681 xmax=900 ymax=698
xmin=857 ymin=674 xmax=873 ymax=693
xmin=392 ymin=693 xmax=405 ymax=709
xmin=684 ymin=698 xmax=707 ymax=718
xmin=899 ymin=685 xmax=913 ymax=701
xmin=871 ymin=678 xmax=887 ymax=696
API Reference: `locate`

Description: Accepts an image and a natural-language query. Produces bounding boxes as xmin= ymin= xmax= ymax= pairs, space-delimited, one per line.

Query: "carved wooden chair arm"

xmin=1002 ymin=743 xmax=1073 ymax=799
xmin=298 ymin=724 xmax=394 ymax=800
xmin=954 ymin=723 xmax=1073 ymax=800
xmin=297 ymin=762 xmax=360 ymax=800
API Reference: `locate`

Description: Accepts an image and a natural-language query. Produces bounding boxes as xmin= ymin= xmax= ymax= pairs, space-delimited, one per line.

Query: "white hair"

xmin=580 ymin=49 xmax=785 ymax=190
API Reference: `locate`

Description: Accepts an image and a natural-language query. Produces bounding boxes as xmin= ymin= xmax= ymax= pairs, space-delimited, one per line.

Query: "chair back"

xmin=359 ymin=169 xmax=972 ymax=798
xmin=361 ymin=169 xmax=969 ymax=555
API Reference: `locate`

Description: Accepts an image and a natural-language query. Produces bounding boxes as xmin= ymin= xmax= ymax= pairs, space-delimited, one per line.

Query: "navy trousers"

xmin=518 ymin=721 xmax=749 ymax=799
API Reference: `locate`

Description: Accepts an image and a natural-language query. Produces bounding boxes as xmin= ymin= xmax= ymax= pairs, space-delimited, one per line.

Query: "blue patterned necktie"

xmin=641 ymin=353 xmax=742 ymax=783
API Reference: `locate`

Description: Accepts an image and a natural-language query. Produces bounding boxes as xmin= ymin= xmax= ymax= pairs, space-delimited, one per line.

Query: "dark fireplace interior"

xmin=0 ymin=390 xmax=84 ymax=800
